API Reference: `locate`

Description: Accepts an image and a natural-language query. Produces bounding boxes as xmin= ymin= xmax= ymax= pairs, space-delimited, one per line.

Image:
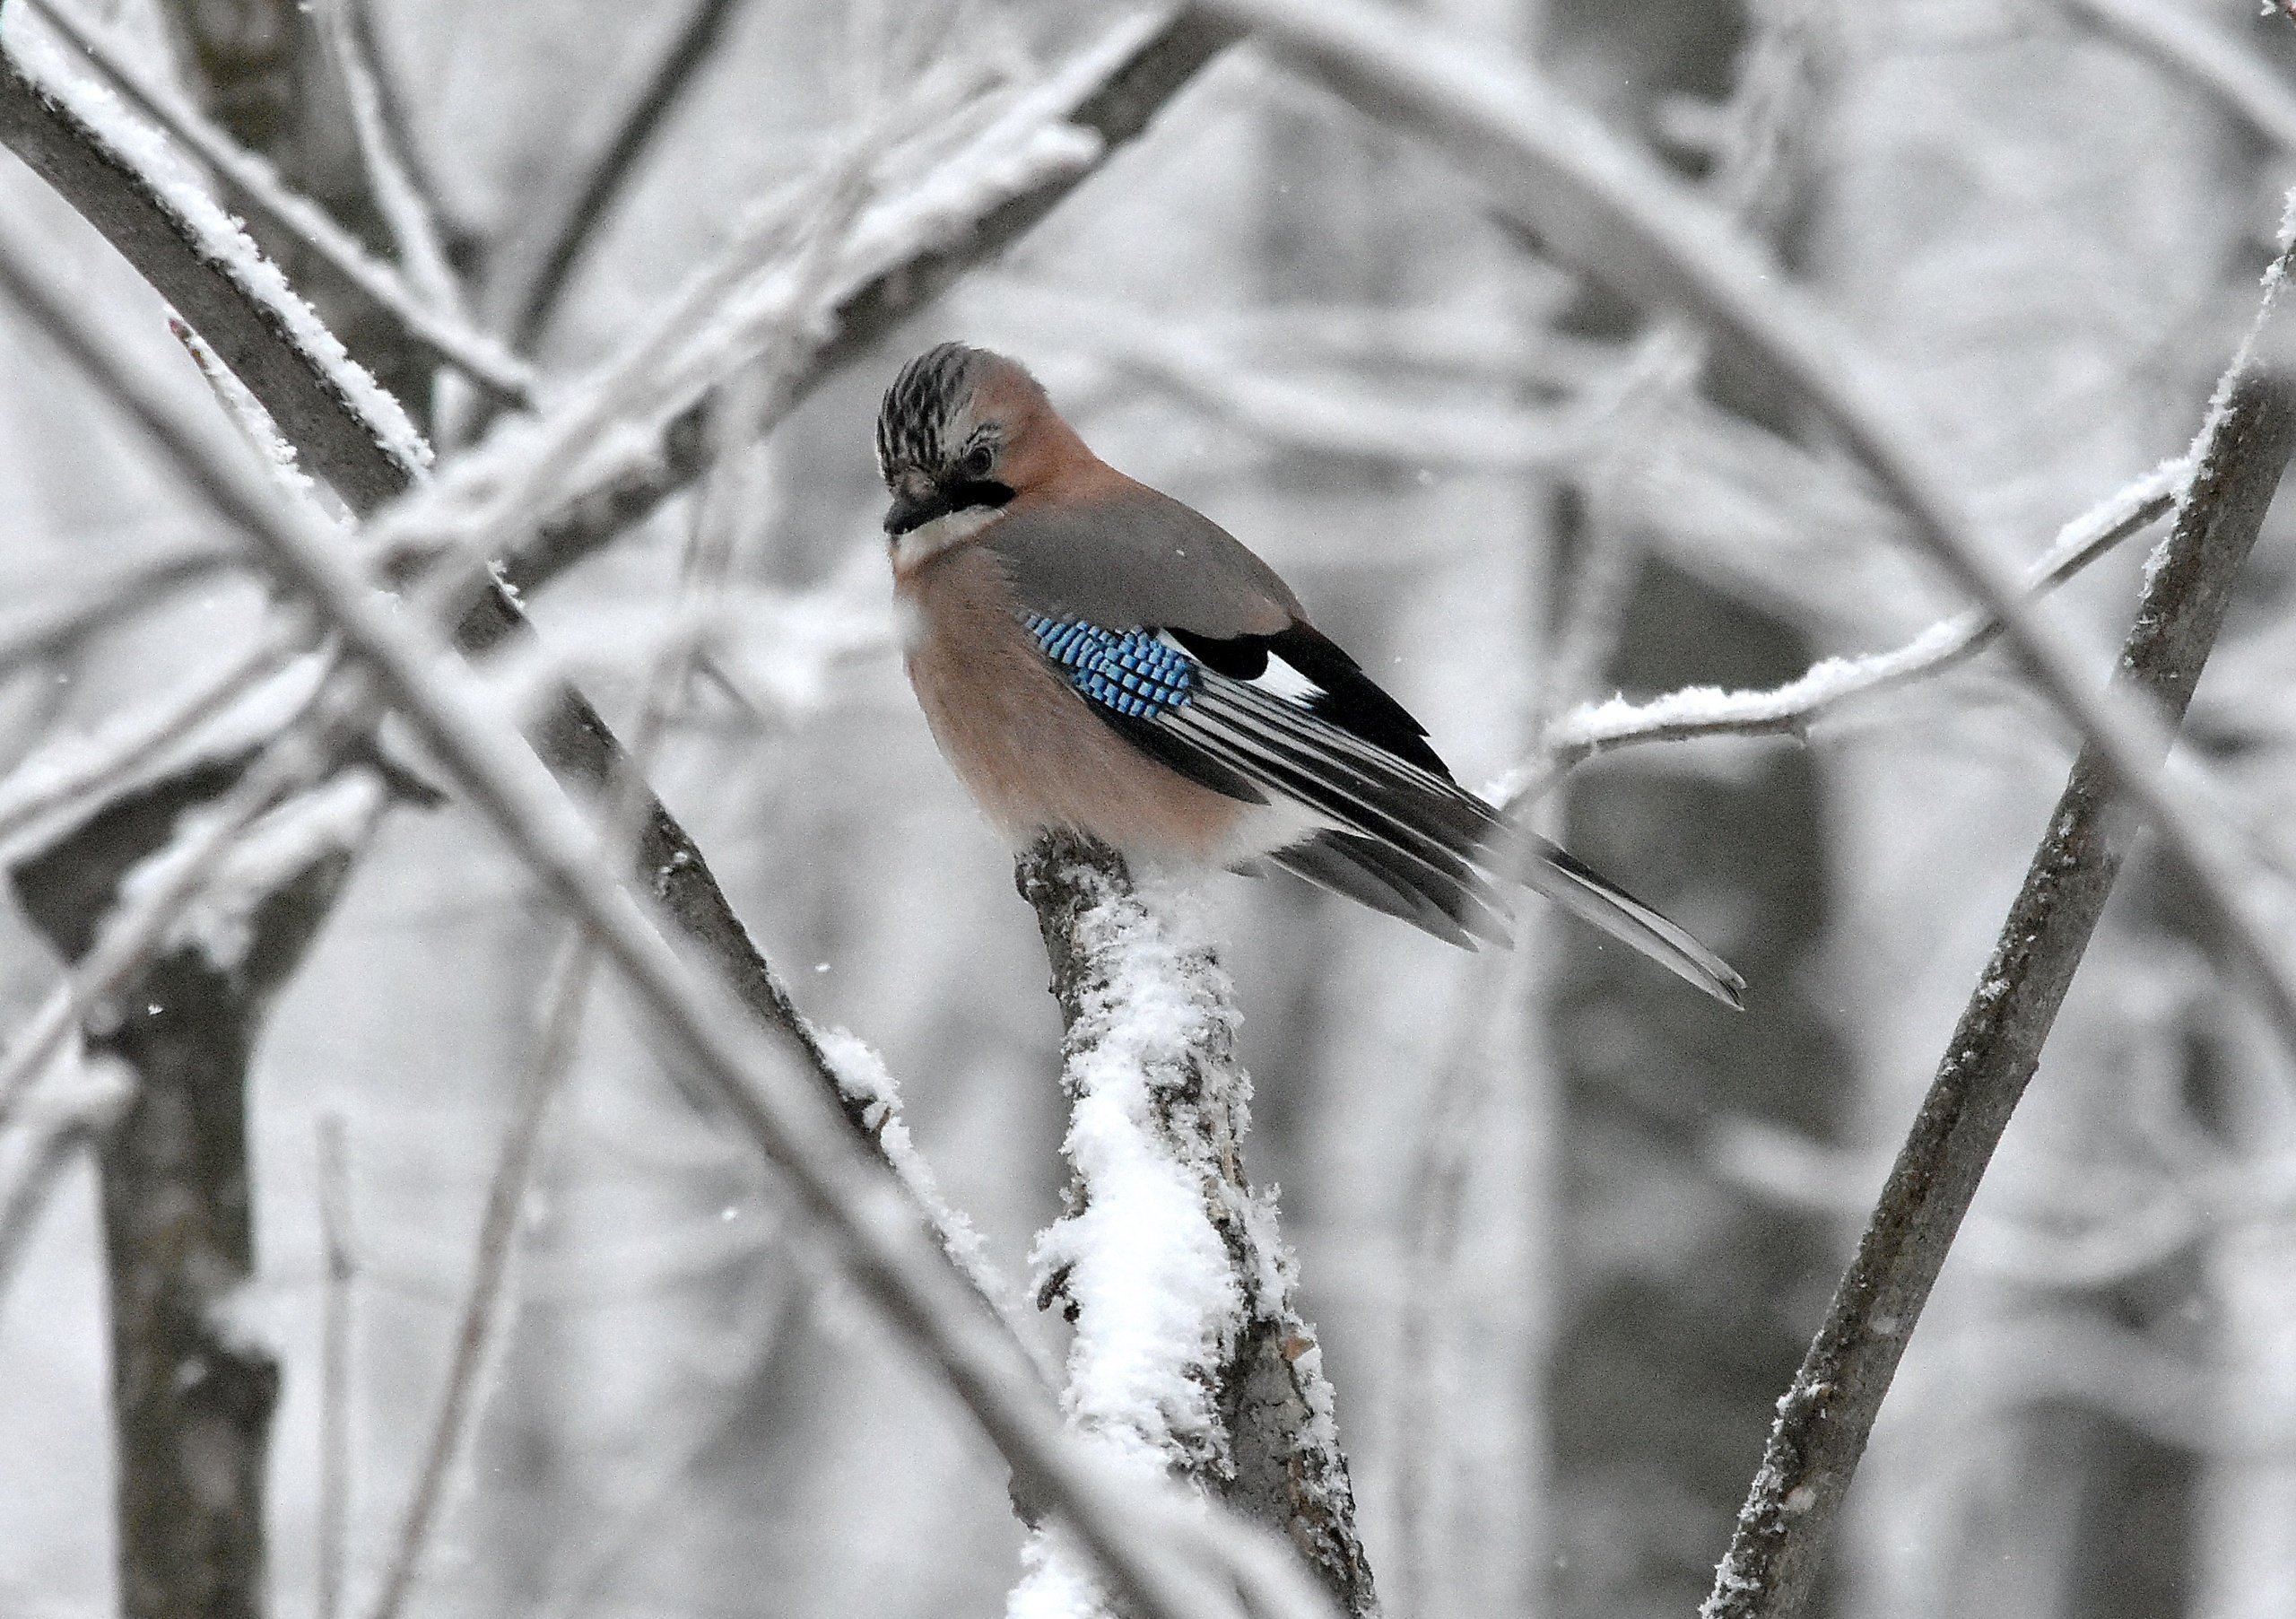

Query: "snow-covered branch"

xmin=18 ymin=0 xmax=530 ymax=402
xmin=1015 ymin=833 xmax=1374 ymax=1618
xmin=1509 ymin=461 xmax=2184 ymax=796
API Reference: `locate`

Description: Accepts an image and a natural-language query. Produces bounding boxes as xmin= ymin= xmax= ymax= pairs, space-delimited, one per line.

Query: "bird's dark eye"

xmin=961 ymin=444 xmax=994 ymax=478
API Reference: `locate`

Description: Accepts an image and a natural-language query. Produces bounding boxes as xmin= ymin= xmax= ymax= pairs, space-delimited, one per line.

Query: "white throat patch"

xmin=891 ymin=503 xmax=1005 ymax=576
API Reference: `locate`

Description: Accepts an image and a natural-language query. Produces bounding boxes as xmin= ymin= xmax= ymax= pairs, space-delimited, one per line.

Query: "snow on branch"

xmin=486 ymin=8 xmax=1239 ymax=596
xmin=1016 ymin=833 xmax=1374 ymax=1619
xmin=1508 ymin=458 xmax=2187 ymax=795
xmin=19 ymin=0 xmax=531 ymax=405
xmin=1700 ymin=278 xmax=2296 ymax=1618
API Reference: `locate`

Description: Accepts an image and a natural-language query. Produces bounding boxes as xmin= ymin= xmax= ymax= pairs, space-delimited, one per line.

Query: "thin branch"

xmin=0 ymin=15 xmax=949 ymax=1190
xmin=18 ymin=0 xmax=534 ymax=404
xmin=314 ymin=1111 xmax=355 ymax=1619
xmin=0 ymin=684 xmax=343 ymax=1128
xmin=0 ymin=1068 xmax=128 ymax=1311
xmin=0 ymin=547 xmax=236 ymax=679
xmin=362 ymin=936 xmax=597 ymax=1619
xmin=1503 ymin=464 xmax=2183 ymax=799
xmin=2061 ymin=0 xmax=2296 ymax=154
xmin=0 ymin=639 xmax=291 ymax=869
xmin=1701 ymin=369 xmax=2296 ymax=1616
xmin=1207 ymin=0 xmax=2296 ymax=1090
xmin=503 ymin=0 xmax=749 ymax=349
xmin=0 ymin=218 xmax=1340 ymax=1619
xmin=313 ymin=0 xmax=460 ymax=312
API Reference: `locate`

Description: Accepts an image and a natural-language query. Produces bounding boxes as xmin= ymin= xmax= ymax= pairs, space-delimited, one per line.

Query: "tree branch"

xmin=1701 ymin=362 xmax=2296 ymax=1618
xmin=1014 ymin=832 xmax=1375 ymax=1617
xmin=1509 ymin=464 xmax=2181 ymax=796
xmin=500 ymin=0 xmax=750 ymax=350
xmin=2060 ymin=0 xmax=2296 ymax=155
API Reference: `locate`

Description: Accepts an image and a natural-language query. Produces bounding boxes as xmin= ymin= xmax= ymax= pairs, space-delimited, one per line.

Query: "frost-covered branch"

xmin=1507 ymin=462 xmax=2183 ymax=797
xmin=2060 ymin=0 xmax=2296 ymax=154
xmin=1701 ymin=336 xmax=2296 ymax=1619
xmin=0 ymin=207 xmax=1339 ymax=1619
xmin=1208 ymin=0 xmax=2296 ymax=1078
xmin=8 ymin=5 xmax=529 ymax=406
xmin=1014 ymin=833 xmax=1374 ymax=1618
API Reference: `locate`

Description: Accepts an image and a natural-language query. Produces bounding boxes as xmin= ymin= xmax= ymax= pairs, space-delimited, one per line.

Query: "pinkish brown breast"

xmin=896 ymin=541 xmax=1251 ymax=863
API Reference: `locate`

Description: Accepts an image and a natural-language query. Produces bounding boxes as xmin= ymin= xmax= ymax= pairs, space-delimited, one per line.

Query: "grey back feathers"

xmin=982 ymin=484 xmax=1302 ymax=640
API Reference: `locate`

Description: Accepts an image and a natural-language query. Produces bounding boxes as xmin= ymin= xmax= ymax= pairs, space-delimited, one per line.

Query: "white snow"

xmin=11 ymin=30 xmax=434 ymax=474
xmin=0 ymin=645 xmax=319 ymax=864
xmin=815 ymin=1023 xmax=1016 ymax=1318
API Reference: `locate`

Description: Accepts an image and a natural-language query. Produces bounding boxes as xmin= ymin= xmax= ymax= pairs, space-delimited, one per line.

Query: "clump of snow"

xmin=13 ymin=32 xmax=433 ymax=474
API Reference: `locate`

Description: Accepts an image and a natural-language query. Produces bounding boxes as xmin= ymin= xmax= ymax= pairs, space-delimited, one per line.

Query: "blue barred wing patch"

xmin=1024 ymin=614 xmax=1195 ymax=719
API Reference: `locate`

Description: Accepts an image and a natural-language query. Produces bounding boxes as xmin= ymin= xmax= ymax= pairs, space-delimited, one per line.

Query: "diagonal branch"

xmin=1700 ymin=341 xmax=2296 ymax=1619
xmin=1511 ymin=463 xmax=2182 ymax=794
xmin=2060 ymin=0 xmax=2296 ymax=155
xmin=501 ymin=0 xmax=750 ymax=349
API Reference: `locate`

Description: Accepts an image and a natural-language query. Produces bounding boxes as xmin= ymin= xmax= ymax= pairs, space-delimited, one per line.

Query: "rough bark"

xmin=1017 ymin=831 xmax=1376 ymax=1617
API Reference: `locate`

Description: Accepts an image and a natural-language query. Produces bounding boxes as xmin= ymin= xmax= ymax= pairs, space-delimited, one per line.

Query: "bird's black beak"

xmin=884 ymin=486 xmax=955 ymax=538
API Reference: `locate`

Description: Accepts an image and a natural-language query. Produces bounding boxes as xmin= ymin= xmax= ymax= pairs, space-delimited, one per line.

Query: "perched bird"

xmin=875 ymin=342 xmax=1745 ymax=1007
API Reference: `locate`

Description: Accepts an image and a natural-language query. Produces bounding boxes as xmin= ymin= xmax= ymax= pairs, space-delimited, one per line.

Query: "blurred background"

xmin=3 ymin=1 xmax=2296 ymax=1616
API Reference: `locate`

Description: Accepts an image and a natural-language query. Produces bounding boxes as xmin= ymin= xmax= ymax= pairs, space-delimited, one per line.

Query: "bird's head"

xmin=874 ymin=343 xmax=1071 ymax=541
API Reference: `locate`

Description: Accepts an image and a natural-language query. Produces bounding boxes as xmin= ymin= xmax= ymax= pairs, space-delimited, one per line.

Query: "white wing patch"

xmin=1151 ymin=632 xmax=1325 ymax=707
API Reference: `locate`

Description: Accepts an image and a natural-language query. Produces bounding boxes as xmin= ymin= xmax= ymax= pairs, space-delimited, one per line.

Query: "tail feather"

xmin=1137 ymin=662 xmax=1744 ymax=1005
xmin=1527 ymin=843 xmax=1746 ymax=1009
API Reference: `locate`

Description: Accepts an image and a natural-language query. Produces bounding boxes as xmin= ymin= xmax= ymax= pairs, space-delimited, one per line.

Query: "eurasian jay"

xmin=876 ymin=342 xmax=1745 ymax=1007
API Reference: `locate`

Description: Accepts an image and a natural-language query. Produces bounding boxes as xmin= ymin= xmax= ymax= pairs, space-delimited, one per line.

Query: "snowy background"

xmin=3 ymin=1 xmax=2295 ymax=1617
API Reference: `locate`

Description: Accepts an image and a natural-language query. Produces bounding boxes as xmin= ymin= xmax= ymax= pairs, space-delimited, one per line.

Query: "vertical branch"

xmin=8 ymin=763 xmax=372 ymax=1619
xmin=1014 ymin=832 xmax=1375 ymax=1617
xmin=1703 ymin=367 xmax=2296 ymax=1616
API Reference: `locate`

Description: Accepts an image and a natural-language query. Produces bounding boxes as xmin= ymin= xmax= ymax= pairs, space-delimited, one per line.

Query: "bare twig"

xmin=313 ymin=0 xmax=460 ymax=313
xmin=314 ymin=1111 xmax=355 ymax=1619
xmin=0 ymin=1066 xmax=129 ymax=1311
xmin=1701 ymin=370 xmax=2296 ymax=1615
xmin=362 ymin=936 xmax=597 ymax=1619
xmin=2062 ymin=0 xmax=2296 ymax=153
xmin=0 ymin=547 xmax=236 ymax=680
xmin=501 ymin=0 xmax=749 ymax=349
xmin=0 ymin=220 xmax=1341 ymax=1619
xmin=1207 ymin=0 xmax=2296 ymax=1087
